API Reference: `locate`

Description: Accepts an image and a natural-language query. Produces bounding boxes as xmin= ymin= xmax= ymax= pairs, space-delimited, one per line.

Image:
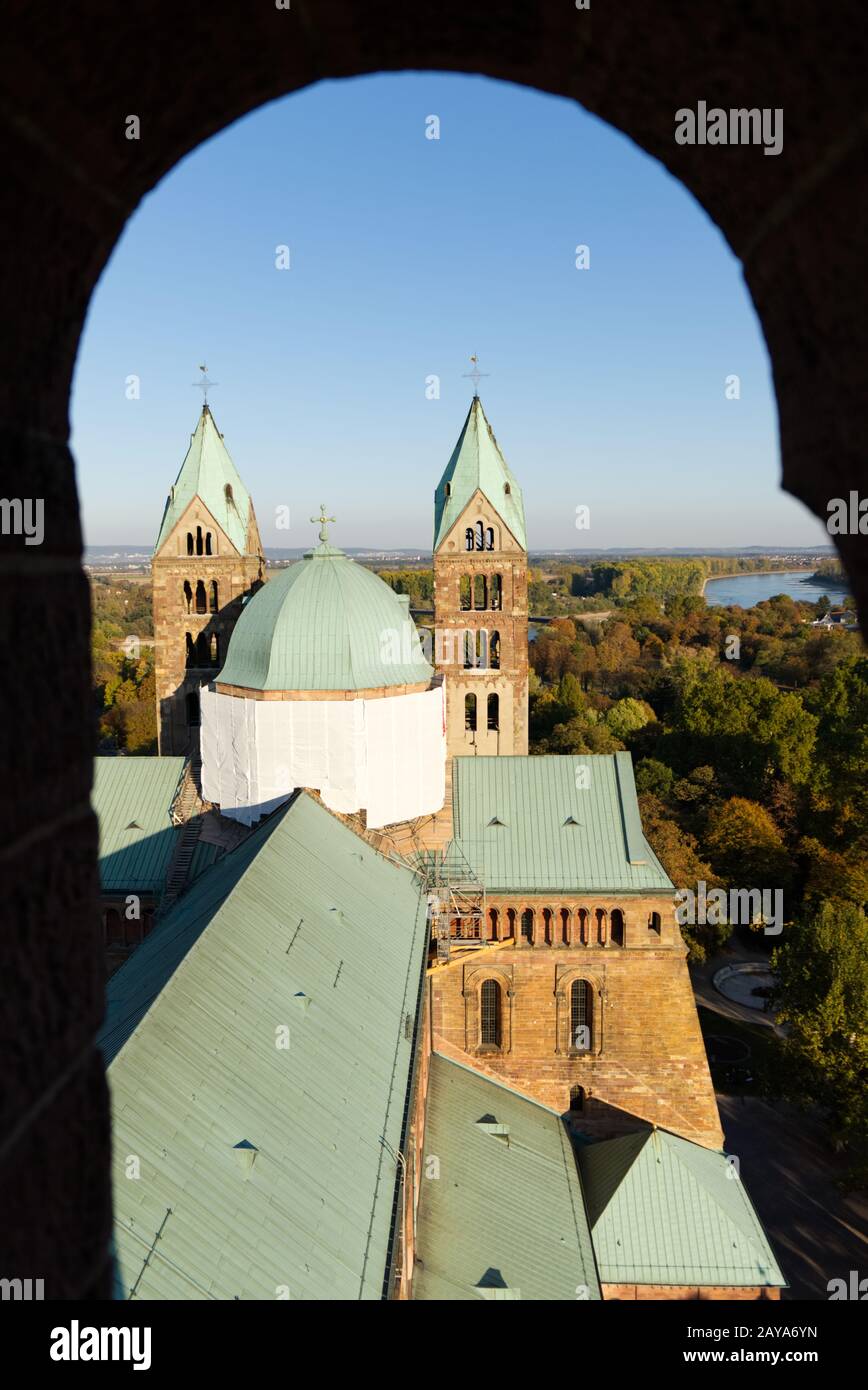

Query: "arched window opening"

xmin=205 ymin=531 xmax=213 ymax=555
xmin=488 ymin=907 xmax=499 ymax=941
xmin=195 ymin=525 xmax=203 ymax=555
xmin=485 ymin=526 xmax=494 ymax=550
xmin=210 ymin=632 xmax=219 ymax=665
xmin=465 ymin=692 xmax=477 ymax=732
xmin=473 ymin=573 xmax=487 ymax=609
xmin=185 ymin=633 xmax=196 ymax=668
xmin=195 ymin=579 xmax=207 ymax=613
xmin=225 ymin=482 xmax=234 ymax=503
xmin=487 ymin=693 xmax=499 ymax=731
xmin=543 ymin=907 xmax=554 ymax=945
xmin=611 ymin=908 xmax=625 ymax=946
xmin=595 ymin=908 xmax=608 ymax=945
xmin=474 ymin=520 xmax=484 ymax=551
xmin=465 ymin=527 xmax=474 ymax=552
xmin=504 ymin=482 xmax=511 ymax=496
xmin=444 ymin=481 xmax=451 ymax=497
xmin=520 ymin=908 xmax=534 ymax=944
xmin=559 ymin=907 xmax=571 ymax=945
xmin=460 ymin=575 xmax=471 ymax=610
xmin=577 ymin=907 xmax=590 ymax=945
xmin=185 ymin=691 xmax=200 ymax=727
xmin=480 ymin=979 xmax=502 ymax=1048
xmin=570 ymin=980 xmax=593 ymax=1052
xmin=476 ymin=629 xmax=489 ymax=668
xmin=490 ymin=631 xmax=500 ymax=669
xmin=569 ymin=1084 xmax=586 ymax=1113
xmin=506 ymin=907 xmax=517 ymax=940
xmin=463 ymin=629 xmax=475 ymax=669
xmin=183 ymin=580 xmax=193 ymax=613
xmin=491 ymin=574 xmax=502 ymax=610
xmin=104 ymin=908 xmax=123 ymax=944
xmin=210 ymin=580 xmax=218 ymax=612
xmin=186 ymin=532 xmax=194 ymax=555
xmin=648 ymin=911 xmax=662 ymax=935
xmin=195 ymin=632 xmax=210 ymax=666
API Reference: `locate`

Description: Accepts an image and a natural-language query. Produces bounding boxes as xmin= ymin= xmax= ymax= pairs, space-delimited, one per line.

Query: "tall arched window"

xmin=460 ymin=575 xmax=471 ymax=610
xmin=465 ymin=527 xmax=474 ymax=552
xmin=491 ymin=574 xmax=502 ymax=609
xmin=611 ymin=908 xmax=625 ymax=946
xmin=473 ymin=573 xmax=487 ymax=609
xmin=543 ymin=907 xmax=554 ymax=945
xmin=487 ymin=907 xmax=499 ymax=941
xmin=648 ymin=911 xmax=662 ymax=935
xmin=559 ymin=907 xmax=571 ymax=944
xmin=186 ymin=532 xmax=194 ymax=555
xmin=490 ymin=631 xmax=501 ymax=669
xmin=474 ymin=520 xmax=484 ymax=551
xmin=209 ymin=579 xmax=219 ymax=612
xmin=195 ymin=579 xmax=207 ymax=613
xmin=463 ymin=629 xmax=475 ymax=669
xmin=185 ymin=633 xmax=195 ymax=668
xmin=185 ymin=690 xmax=200 ymax=727
xmin=465 ymin=692 xmax=477 ymax=731
xmin=506 ymin=907 xmax=517 ymax=939
xmin=569 ymin=1084 xmax=586 ymax=1113
xmin=195 ymin=525 xmax=203 ymax=555
xmin=205 ymin=531 xmax=213 ymax=555
xmin=570 ymin=980 xmax=593 ymax=1052
xmin=485 ymin=526 xmax=494 ymax=550
xmin=183 ymin=580 xmax=193 ymax=612
xmin=480 ymin=979 xmax=502 ymax=1047
xmin=595 ymin=907 xmax=608 ymax=945
xmin=487 ymin=693 xmax=499 ymax=731
xmin=521 ymin=908 xmax=534 ymax=944
xmin=195 ymin=632 xmax=210 ymax=666
xmin=577 ymin=907 xmax=590 ymax=945
xmin=209 ymin=632 xmax=219 ymax=665
xmin=476 ymin=629 xmax=489 ymax=668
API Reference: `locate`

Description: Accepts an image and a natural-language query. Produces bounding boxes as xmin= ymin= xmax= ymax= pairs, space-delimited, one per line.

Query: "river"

xmin=703 ymin=570 xmax=848 ymax=608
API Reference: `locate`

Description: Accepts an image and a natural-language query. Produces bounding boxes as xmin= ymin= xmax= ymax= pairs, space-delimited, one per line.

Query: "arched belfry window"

xmin=480 ymin=979 xmax=502 ymax=1048
xmin=485 ymin=526 xmax=494 ymax=550
xmin=491 ymin=574 xmax=502 ymax=610
xmin=210 ymin=579 xmax=219 ymax=612
xmin=521 ymin=908 xmax=534 ymax=943
xmin=611 ymin=908 xmax=625 ymax=946
xmin=475 ymin=520 xmax=484 ymax=551
xmin=210 ymin=632 xmax=219 ymax=665
xmin=463 ymin=630 xmax=475 ymax=669
xmin=570 ymin=980 xmax=593 ymax=1052
xmin=185 ymin=633 xmax=195 ymax=668
xmin=569 ymin=1085 xmax=585 ymax=1113
xmin=195 ymin=579 xmax=207 ymax=614
xmin=195 ymin=632 xmax=210 ymax=667
xmin=476 ymin=629 xmax=489 ymax=668
xmin=186 ymin=532 xmax=194 ymax=556
xmin=465 ymin=693 xmax=477 ymax=732
xmin=195 ymin=525 xmax=203 ymax=556
xmin=183 ymin=580 xmax=193 ymax=613
xmin=465 ymin=527 xmax=474 ymax=552
xmin=487 ymin=693 xmax=499 ymax=731
xmin=460 ymin=575 xmax=471 ymax=611
xmin=185 ymin=691 xmax=200 ymax=728
xmin=205 ymin=531 xmax=213 ymax=555
xmin=490 ymin=631 xmax=501 ymax=669
xmin=473 ymin=574 xmax=487 ymax=609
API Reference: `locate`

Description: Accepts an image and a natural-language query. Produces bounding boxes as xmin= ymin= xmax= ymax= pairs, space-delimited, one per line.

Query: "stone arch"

xmin=8 ymin=2 xmax=866 ymax=1300
xmin=610 ymin=907 xmax=625 ymax=947
xmin=554 ymin=967 xmax=605 ymax=1057
xmin=464 ymin=964 xmax=514 ymax=1055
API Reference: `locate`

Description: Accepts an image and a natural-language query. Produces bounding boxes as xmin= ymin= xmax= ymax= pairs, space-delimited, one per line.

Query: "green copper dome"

xmin=217 ymin=543 xmax=434 ymax=692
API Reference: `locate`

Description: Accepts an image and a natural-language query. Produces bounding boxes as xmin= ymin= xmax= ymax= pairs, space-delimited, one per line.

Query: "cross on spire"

xmin=462 ymin=354 xmax=489 ymax=398
xmin=311 ymin=503 xmax=336 ymax=543
xmin=193 ymin=364 xmax=218 ymax=405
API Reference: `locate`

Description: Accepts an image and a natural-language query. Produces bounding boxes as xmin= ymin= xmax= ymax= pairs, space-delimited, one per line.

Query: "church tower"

xmin=433 ymin=395 xmax=528 ymax=757
xmin=152 ymin=404 xmax=265 ymax=754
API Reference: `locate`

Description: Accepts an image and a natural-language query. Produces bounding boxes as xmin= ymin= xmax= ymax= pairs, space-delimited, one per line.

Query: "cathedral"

xmin=96 ymin=393 xmax=785 ymax=1301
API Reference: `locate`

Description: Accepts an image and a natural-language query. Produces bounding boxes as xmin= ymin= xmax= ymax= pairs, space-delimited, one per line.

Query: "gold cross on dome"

xmin=311 ymin=504 xmax=336 ymax=543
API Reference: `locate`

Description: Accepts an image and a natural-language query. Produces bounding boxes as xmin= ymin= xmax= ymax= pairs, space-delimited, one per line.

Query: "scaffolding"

xmin=418 ymin=843 xmax=487 ymax=963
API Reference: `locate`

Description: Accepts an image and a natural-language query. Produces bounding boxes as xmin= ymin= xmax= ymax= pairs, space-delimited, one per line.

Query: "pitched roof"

xmin=449 ymin=753 xmax=673 ymax=894
xmin=579 ymin=1128 xmax=787 ymax=1288
xmin=154 ymin=405 xmax=253 ymax=556
xmin=93 ymin=756 xmax=185 ymax=894
xmin=101 ymin=791 xmax=429 ymax=1300
xmin=433 ymin=397 xmax=527 ymax=551
xmin=413 ymin=1054 xmax=601 ymax=1301
xmin=216 ymin=541 xmax=433 ymax=691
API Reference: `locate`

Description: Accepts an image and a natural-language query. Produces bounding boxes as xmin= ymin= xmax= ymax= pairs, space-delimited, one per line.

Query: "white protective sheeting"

xmin=200 ymin=684 xmax=446 ymax=829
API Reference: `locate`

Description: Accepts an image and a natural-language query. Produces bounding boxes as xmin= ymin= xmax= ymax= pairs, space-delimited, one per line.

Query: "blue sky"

xmin=71 ymin=72 xmax=828 ymax=551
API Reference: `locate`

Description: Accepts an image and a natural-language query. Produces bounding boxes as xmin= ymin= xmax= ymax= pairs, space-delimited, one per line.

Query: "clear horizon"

xmin=72 ymin=72 xmax=830 ymax=552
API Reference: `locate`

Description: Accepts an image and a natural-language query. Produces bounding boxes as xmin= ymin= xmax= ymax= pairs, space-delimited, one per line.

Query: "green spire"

xmin=433 ymin=396 xmax=527 ymax=551
xmin=154 ymin=405 xmax=253 ymax=556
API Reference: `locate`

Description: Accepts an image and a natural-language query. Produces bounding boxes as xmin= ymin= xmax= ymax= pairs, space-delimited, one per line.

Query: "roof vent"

xmin=232 ymin=1140 xmax=258 ymax=1177
xmin=293 ymin=991 xmax=311 ymax=1013
xmin=125 ymin=820 xmax=143 ymax=831
xmin=475 ymin=1268 xmax=520 ymax=1299
xmin=563 ymin=815 xmax=582 ymax=827
xmin=488 ymin=816 xmax=507 ymax=828
xmin=476 ymin=1115 xmax=510 ymax=1142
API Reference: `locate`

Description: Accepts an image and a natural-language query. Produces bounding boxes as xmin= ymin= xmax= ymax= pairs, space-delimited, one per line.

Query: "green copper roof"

xmin=413 ymin=1054 xmax=601 ymax=1301
xmin=433 ymin=397 xmax=527 ymax=551
xmin=449 ymin=753 xmax=673 ymax=894
xmin=579 ymin=1129 xmax=787 ymax=1288
xmin=101 ymin=791 xmax=429 ymax=1300
xmin=93 ymin=756 xmax=185 ymax=893
xmin=154 ymin=406 xmax=253 ymax=556
xmin=217 ymin=542 xmax=434 ymax=691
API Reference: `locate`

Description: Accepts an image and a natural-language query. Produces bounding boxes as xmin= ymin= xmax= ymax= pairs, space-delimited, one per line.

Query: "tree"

xmin=635 ymin=757 xmax=674 ymax=799
xmin=773 ymin=900 xmax=868 ymax=1159
xmin=605 ymin=697 xmax=656 ymax=741
xmin=704 ymin=796 xmax=793 ymax=891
